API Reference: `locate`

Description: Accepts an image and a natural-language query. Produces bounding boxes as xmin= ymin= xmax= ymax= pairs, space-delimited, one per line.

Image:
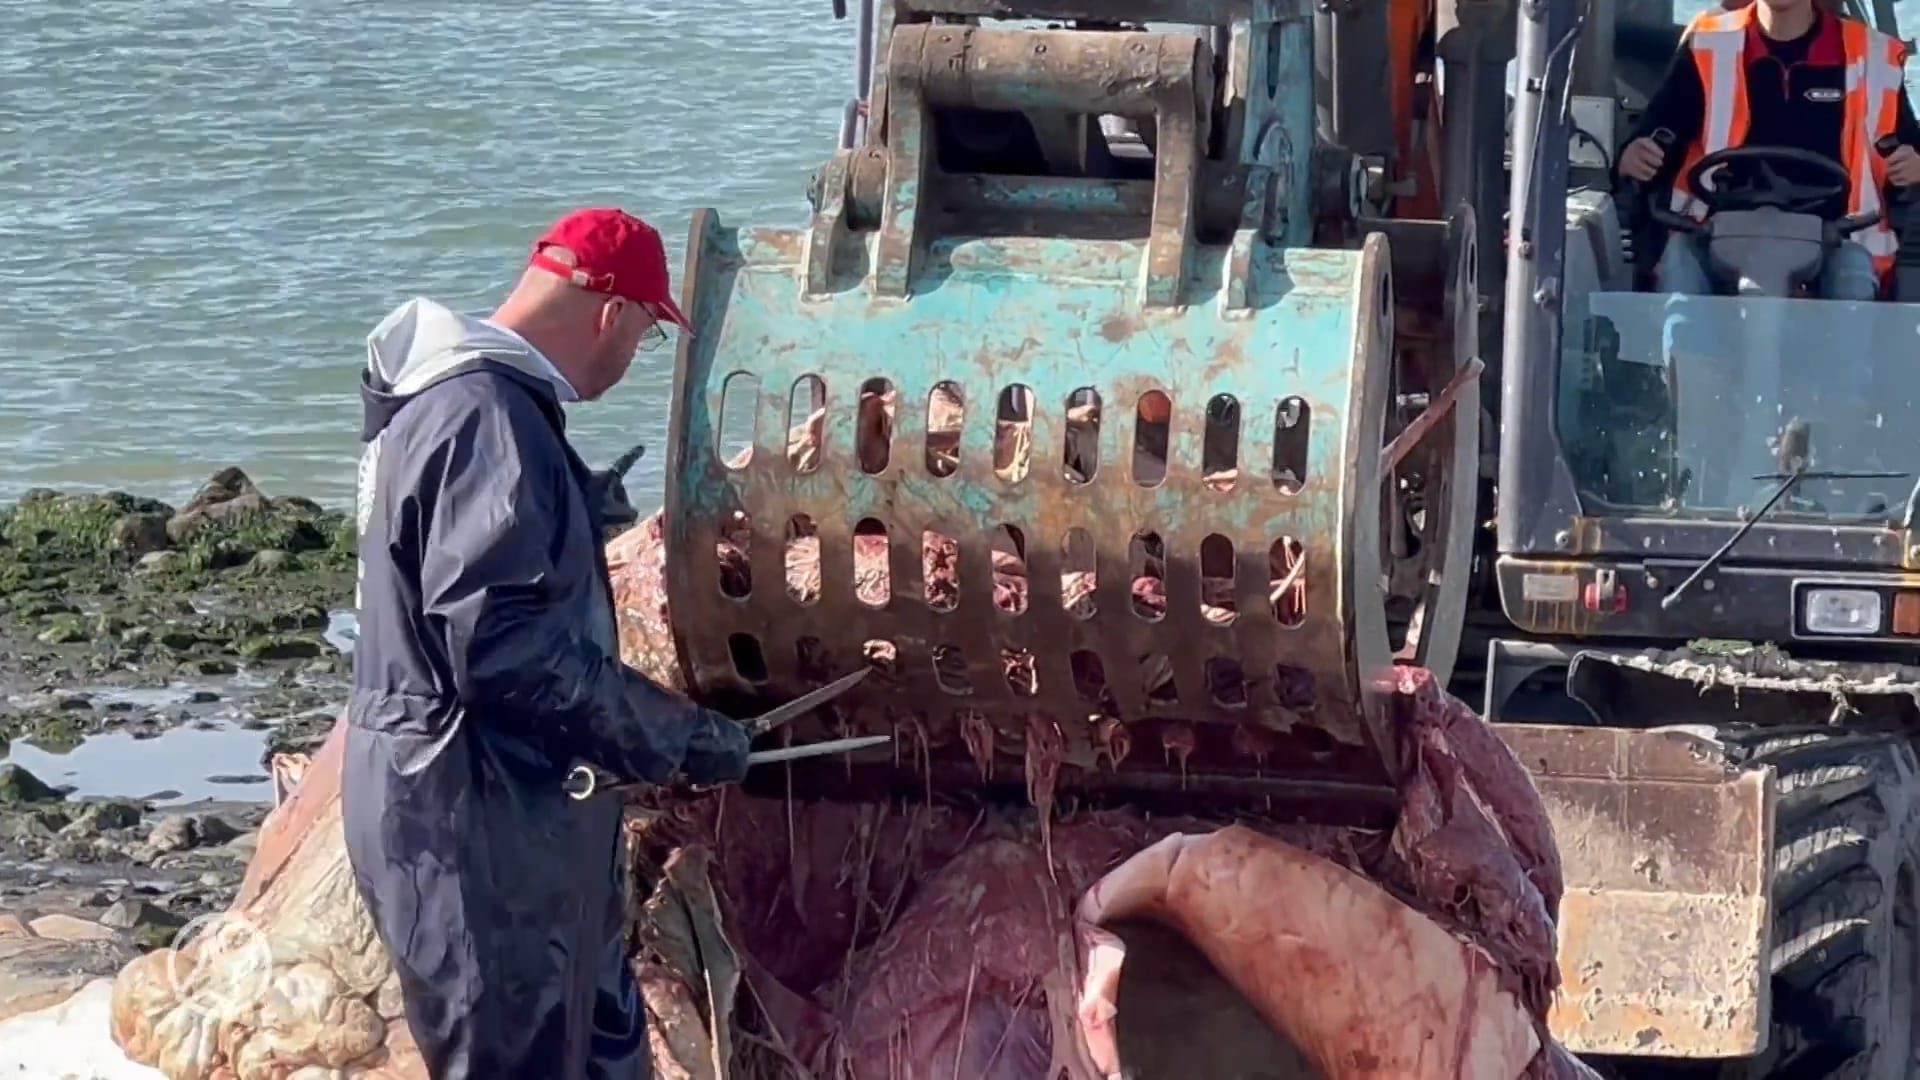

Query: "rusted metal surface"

xmin=876 ymin=25 xmax=1209 ymax=305
xmin=820 ymin=152 xmax=1260 ymax=240
xmin=735 ymin=755 xmax=1402 ymax=826
xmin=895 ymin=0 xmax=1245 ymax=19
xmin=665 ymin=198 xmax=1400 ymax=805
xmin=1383 ymin=357 xmax=1483 ymax=474
xmin=1356 ymin=209 xmax=1482 ymax=684
xmin=1495 ymin=723 xmax=1775 ymax=1057
xmin=657 ymin=5 xmax=1439 ymax=807
xmin=857 ymin=0 xmax=1317 ymax=246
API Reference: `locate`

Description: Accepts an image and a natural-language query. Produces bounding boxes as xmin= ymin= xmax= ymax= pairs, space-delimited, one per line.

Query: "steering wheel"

xmin=1645 ymin=142 xmax=1874 ymax=242
xmin=1683 ymin=145 xmax=1851 ymax=215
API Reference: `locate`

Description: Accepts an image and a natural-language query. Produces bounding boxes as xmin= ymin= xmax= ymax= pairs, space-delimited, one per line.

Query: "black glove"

xmin=680 ymin=708 xmax=751 ymax=785
xmin=587 ymin=443 xmax=646 ymax=529
xmin=595 ymin=672 xmax=750 ymax=790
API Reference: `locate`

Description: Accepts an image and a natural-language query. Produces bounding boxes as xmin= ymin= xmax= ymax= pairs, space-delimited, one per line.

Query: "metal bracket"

xmin=872 ymin=24 xmax=1209 ymax=307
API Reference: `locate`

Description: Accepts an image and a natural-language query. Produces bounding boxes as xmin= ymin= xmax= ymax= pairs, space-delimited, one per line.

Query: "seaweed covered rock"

xmin=0 ymin=468 xmax=353 ymax=582
xmin=0 ymin=763 xmax=61 ymax=804
xmin=0 ymin=488 xmax=172 ymax=557
xmin=162 ymin=468 xmax=349 ymax=571
xmin=0 ymin=471 xmax=356 ymax=688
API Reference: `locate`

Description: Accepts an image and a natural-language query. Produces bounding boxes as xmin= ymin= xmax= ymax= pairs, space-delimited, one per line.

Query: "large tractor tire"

xmin=1718 ymin=727 xmax=1920 ymax=1078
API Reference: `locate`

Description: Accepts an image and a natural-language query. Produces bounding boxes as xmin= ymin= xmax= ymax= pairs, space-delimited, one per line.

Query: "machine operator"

xmin=1617 ymin=0 xmax=1920 ymax=299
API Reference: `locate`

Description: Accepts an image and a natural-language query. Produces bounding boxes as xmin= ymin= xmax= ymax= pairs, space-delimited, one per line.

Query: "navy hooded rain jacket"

xmin=343 ymin=297 xmax=749 ymax=1080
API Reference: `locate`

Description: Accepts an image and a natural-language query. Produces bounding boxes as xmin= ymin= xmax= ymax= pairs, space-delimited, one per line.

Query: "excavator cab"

xmin=1599 ymin=0 xmax=1912 ymax=296
xmin=1539 ymin=0 xmax=1920 ymax=533
xmin=1495 ymin=0 xmax=1920 ymax=1064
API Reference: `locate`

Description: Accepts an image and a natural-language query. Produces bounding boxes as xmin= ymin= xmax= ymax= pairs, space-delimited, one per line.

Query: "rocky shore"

xmin=0 ymin=468 xmax=356 ymax=1018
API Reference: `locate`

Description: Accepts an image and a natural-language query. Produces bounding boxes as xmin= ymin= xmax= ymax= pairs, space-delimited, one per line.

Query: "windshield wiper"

xmin=1659 ymin=466 xmax=1906 ymax=610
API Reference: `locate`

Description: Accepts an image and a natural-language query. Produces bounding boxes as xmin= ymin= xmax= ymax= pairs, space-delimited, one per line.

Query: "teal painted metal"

xmin=663 ymin=214 xmax=1393 ymax=761
xmin=659 ymin=11 xmax=1397 ymax=798
xmin=1234 ymin=0 xmax=1317 ymax=248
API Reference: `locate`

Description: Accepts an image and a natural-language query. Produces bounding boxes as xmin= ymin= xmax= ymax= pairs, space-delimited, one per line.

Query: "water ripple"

xmin=1 ymin=0 xmax=854 ymax=508
xmin=7 ymin=0 xmax=1857 ymax=511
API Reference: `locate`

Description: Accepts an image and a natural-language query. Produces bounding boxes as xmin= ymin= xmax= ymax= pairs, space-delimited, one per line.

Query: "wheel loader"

xmin=653 ymin=0 xmax=1920 ymax=1073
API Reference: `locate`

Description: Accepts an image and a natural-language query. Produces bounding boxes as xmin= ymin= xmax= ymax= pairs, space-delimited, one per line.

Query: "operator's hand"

xmin=587 ymin=443 xmax=646 ymax=530
xmin=1618 ymin=137 xmax=1667 ymax=184
xmin=1886 ymin=144 xmax=1920 ymax=187
xmin=680 ymin=708 xmax=751 ymax=785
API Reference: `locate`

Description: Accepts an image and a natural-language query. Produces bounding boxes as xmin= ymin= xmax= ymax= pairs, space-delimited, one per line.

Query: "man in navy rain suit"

xmin=345 ymin=208 xmax=750 ymax=1079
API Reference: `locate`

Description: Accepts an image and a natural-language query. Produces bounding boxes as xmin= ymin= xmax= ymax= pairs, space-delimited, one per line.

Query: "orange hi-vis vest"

xmin=1669 ymin=5 xmax=1908 ymax=278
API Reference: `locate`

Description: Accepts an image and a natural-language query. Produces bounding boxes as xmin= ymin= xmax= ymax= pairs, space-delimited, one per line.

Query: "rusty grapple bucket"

xmin=661 ymin=13 xmax=1480 ymax=815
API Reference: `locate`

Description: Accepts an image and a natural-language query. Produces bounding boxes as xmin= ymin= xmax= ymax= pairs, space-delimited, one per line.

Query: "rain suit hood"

xmin=359 ymin=296 xmax=576 ymax=437
xmin=342 ymin=294 xmax=748 ymax=1079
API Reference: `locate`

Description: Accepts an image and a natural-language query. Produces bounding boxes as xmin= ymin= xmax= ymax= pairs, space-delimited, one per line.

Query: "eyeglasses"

xmin=631 ymin=300 xmax=679 ymax=352
xmin=638 ymin=319 xmax=669 ymax=352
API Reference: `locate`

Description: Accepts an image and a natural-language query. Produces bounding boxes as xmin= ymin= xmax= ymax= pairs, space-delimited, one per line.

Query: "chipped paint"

xmin=651 ymin=3 xmax=1414 ymax=804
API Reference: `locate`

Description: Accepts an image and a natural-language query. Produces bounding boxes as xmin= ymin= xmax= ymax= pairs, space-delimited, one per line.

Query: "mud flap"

xmin=1493 ymin=722 xmax=1776 ymax=1058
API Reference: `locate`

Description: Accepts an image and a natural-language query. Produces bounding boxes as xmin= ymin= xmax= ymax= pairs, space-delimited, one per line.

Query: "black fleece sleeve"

xmin=1623 ymin=39 xmax=1706 ymax=189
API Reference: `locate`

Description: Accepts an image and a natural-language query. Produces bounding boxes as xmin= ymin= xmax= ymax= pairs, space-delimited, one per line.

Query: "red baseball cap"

xmin=529 ymin=208 xmax=691 ymax=331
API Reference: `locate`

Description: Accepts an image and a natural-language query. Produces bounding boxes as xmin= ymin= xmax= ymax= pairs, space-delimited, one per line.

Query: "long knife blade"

xmin=562 ymin=669 xmax=875 ymax=800
xmin=745 ymin=668 xmax=872 ymax=735
xmin=745 ymin=733 xmax=892 ymax=765
xmin=564 ymin=733 xmax=892 ymax=800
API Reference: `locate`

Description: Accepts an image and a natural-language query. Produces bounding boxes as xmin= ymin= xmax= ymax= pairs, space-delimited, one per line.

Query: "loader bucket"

xmin=1495 ymin=722 xmax=1776 ymax=1058
xmin=1519 ymin=645 xmax=1920 ymax=1056
xmin=662 ymin=207 xmax=1402 ymax=810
